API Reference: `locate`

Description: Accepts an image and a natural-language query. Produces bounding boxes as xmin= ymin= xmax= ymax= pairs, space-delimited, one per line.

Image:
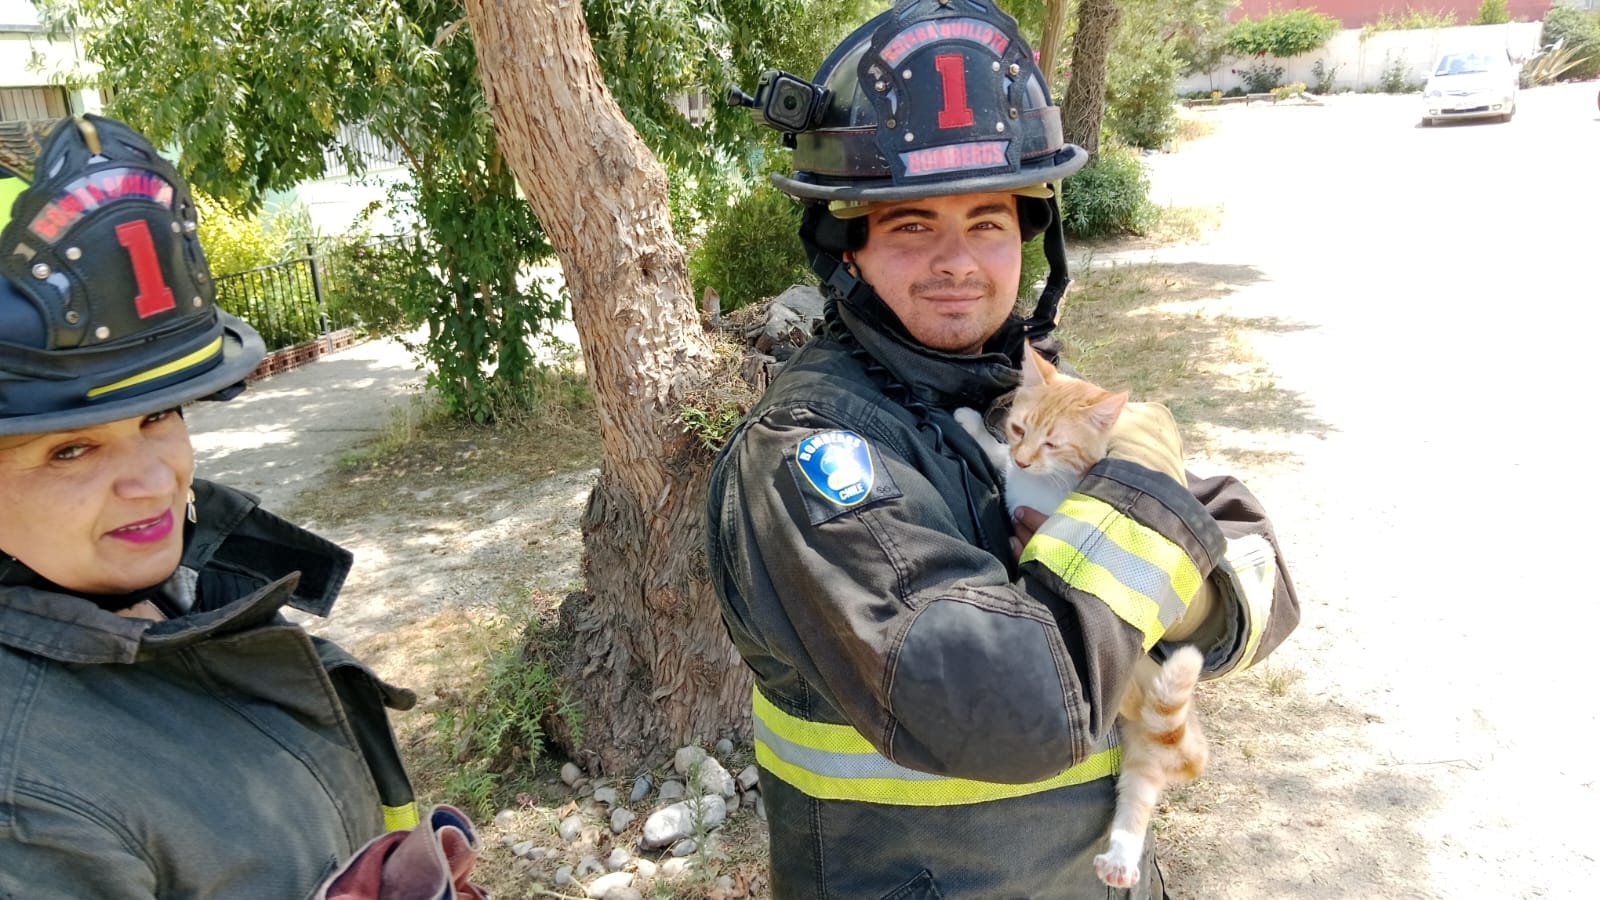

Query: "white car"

xmin=1421 ymin=50 xmax=1518 ymax=126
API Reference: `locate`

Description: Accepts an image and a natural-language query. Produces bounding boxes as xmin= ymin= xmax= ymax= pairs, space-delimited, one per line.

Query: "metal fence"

xmin=213 ymin=244 xmax=342 ymax=352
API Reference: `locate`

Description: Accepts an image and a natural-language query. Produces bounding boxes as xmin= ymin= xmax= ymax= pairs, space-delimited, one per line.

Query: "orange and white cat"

xmin=953 ymin=345 xmax=1128 ymax=517
xmin=954 ymin=345 xmax=1207 ymax=890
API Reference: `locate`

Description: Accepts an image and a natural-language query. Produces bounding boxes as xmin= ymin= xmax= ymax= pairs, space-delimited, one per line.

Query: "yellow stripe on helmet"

xmin=87 ymin=337 xmax=223 ymax=399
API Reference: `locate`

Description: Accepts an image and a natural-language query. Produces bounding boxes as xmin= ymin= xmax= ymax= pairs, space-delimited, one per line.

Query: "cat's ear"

xmin=1021 ymin=345 xmax=1055 ymax=388
xmin=1090 ymin=391 xmax=1130 ymax=431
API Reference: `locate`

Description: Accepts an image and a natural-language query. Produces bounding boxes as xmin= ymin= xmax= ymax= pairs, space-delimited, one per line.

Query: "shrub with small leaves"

xmin=1240 ymin=60 xmax=1285 ymax=93
xmin=688 ymin=185 xmax=812 ymax=314
xmin=1226 ymin=9 xmax=1340 ymax=59
xmin=1379 ymin=51 xmax=1418 ymax=93
xmin=1310 ymin=59 xmax=1341 ymax=94
xmin=1473 ymin=0 xmax=1510 ymax=26
xmin=1061 ymin=145 xmax=1154 ymax=240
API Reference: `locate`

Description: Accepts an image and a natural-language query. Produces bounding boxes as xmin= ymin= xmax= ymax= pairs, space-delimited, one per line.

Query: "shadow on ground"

xmin=1159 ymin=668 xmax=1444 ymax=898
xmin=1061 ymin=260 xmax=1333 ymax=468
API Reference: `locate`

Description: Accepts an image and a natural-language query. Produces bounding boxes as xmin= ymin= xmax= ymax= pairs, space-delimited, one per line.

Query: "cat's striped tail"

xmin=1139 ymin=645 xmax=1203 ymax=744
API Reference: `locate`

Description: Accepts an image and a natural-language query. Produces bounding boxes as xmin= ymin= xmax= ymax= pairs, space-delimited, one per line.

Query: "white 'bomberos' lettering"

xmin=902 ymin=141 xmax=1008 ymax=176
xmin=798 ymin=432 xmax=864 ymax=463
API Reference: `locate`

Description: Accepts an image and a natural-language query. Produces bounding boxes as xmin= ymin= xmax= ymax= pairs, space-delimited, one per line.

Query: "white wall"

xmin=2 ymin=5 xmax=102 ymax=118
xmin=269 ymin=166 xmax=419 ymax=238
xmin=1178 ymin=22 xmax=1545 ymax=95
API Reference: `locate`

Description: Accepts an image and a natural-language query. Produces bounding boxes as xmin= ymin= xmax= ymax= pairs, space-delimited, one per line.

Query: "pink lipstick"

xmin=109 ymin=509 xmax=175 ymax=544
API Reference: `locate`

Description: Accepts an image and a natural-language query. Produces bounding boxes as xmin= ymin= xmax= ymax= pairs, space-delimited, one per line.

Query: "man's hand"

xmin=1010 ymin=505 xmax=1049 ymax=560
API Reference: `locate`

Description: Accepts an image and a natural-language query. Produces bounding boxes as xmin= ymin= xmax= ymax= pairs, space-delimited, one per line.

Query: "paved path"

xmin=185 ymin=336 xmax=426 ymax=512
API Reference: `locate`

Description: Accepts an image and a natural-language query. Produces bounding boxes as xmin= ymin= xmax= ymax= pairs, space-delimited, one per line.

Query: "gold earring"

xmin=186 ymin=488 xmax=197 ymax=524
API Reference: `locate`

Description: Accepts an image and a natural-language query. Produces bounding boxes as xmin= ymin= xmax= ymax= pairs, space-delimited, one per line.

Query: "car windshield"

xmin=1435 ymin=53 xmax=1497 ymax=76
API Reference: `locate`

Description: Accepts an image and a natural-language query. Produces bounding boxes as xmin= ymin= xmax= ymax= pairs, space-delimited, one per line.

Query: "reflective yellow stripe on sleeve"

xmin=383 ymin=802 xmax=419 ymax=831
xmin=1020 ymin=494 xmax=1204 ymax=650
xmin=752 ymin=687 xmax=1118 ymax=807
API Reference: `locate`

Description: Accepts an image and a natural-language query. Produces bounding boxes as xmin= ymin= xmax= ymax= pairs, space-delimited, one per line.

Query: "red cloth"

xmin=316 ymin=805 xmax=488 ymax=900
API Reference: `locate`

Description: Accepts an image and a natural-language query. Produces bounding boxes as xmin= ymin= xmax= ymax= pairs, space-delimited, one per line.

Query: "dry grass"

xmin=284 ymin=367 xmax=601 ymax=528
xmin=1171 ymin=110 xmax=1219 ymax=148
xmin=1056 ymin=259 xmax=1330 ymax=465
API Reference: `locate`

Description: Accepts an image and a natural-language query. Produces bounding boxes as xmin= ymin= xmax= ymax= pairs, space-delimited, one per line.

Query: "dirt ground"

xmin=262 ymin=85 xmax=1600 ymax=898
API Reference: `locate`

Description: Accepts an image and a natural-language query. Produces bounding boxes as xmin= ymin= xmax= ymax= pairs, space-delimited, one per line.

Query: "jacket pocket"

xmin=879 ymin=869 xmax=942 ymax=900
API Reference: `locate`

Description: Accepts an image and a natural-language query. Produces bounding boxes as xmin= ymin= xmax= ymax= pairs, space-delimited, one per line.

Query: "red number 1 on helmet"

xmin=115 ymin=219 xmax=177 ymax=319
xmin=934 ymin=54 xmax=975 ymax=129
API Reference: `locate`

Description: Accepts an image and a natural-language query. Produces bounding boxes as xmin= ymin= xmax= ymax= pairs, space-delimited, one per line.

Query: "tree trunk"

xmin=1038 ymin=0 xmax=1070 ymax=93
xmin=463 ymin=0 xmax=752 ymax=775
xmin=1062 ymin=0 xmax=1122 ymax=161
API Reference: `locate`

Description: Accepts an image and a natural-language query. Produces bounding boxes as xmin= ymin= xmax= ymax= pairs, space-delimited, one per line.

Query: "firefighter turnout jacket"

xmin=706 ymin=301 xmax=1299 ymax=898
xmin=0 ymin=480 xmax=416 ymax=898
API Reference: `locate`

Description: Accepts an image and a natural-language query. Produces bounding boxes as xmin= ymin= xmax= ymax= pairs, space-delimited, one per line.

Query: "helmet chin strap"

xmin=1024 ymin=201 xmax=1071 ymax=342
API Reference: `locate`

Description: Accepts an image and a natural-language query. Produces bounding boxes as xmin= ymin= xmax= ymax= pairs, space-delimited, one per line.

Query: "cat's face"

xmin=1005 ymin=350 xmax=1129 ymax=479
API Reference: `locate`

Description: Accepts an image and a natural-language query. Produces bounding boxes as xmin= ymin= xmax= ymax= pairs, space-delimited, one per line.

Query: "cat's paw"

xmin=951 ymin=406 xmax=985 ymax=432
xmin=1093 ymin=851 xmax=1141 ymax=889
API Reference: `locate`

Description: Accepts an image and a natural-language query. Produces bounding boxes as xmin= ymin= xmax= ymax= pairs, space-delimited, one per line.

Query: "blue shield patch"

xmin=795 ymin=431 xmax=875 ymax=507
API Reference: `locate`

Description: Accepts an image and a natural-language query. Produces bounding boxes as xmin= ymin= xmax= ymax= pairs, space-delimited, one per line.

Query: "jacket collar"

xmin=0 ymin=480 xmax=350 ymax=664
xmin=830 ymin=299 xmax=1023 ymax=410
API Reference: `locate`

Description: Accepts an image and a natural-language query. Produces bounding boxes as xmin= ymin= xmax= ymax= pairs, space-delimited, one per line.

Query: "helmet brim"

xmin=0 ymin=311 xmax=266 ymax=437
xmin=771 ymin=149 xmax=1088 ymax=204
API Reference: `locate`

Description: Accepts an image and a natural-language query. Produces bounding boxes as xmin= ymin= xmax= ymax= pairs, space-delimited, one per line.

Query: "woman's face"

xmin=0 ymin=410 xmax=194 ymax=595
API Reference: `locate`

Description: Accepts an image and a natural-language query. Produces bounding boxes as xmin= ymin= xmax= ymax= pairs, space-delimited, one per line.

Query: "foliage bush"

xmin=1310 ymin=59 xmax=1341 ymax=94
xmin=687 ymin=185 xmax=811 ymax=314
xmin=1379 ymin=51 xmax=1419 ymax=93
xmin=1226 ymin=9 xmax=1340 ymax=59
xmin=1271 ymin=81 xmax=1308 ymax=101
xmin=195 ymin=192 xmax=289 ymax=277
xmin=1361 ymin=8 xmax=1459 ymax=39
xmin=1473 ymin=0 xmax=1510 ymax=26
xmin=1542 ymin=6 xmax=1600 ymax=81
xmin=1519 ymin=40 xmax=1594 ymax=86
xmin=1105 ymin=41 xmax=1180 ymax=150
xmin=319 ymin=232 xmax=419 ymax=337
xmin=430 ymin=613 xmax=582 ymax=818
xmin=1060 ymin=144 xmax=1154 ymax=240
xmin=1239 ymin=59 xmax=1286 ymax=93
xmin=199 ymin=194 xmax=338 ymax=350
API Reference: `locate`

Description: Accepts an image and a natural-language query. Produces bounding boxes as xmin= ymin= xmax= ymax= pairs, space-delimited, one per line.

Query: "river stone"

xmin=697 ymin=757 xmax=737 ymax=799
xmin=584 ymin=871 xmax=633 ymax=899
xmin=640 ymin=796 xmax=726 ymax=849
xmin=736 ymin=765 xmax=760 ymax=793
xmin=610 ymin=807 xmax=636 ymax=834
xmin=673 ymin=745 xmax=708 ymax=776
